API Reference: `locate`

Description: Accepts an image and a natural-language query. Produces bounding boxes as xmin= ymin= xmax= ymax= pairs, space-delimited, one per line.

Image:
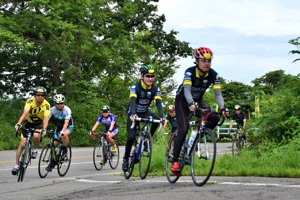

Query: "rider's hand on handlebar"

xmin=90 ymin=131 xmax=95 ymax=139
xmin=130 ymin=114 xmax=137 ymax=122
xmin=15 ymin=123 xmax=22 ymax=131
xmin=189 ymin=102 xmax=198 ymax=112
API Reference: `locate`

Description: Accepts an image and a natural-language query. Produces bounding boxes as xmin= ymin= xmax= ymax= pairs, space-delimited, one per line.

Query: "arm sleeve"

xmin=129 ymin=97 xmax=136 ymax=115
xmin=214 ymin=88 xmax=224 ymax=109
xmin=183 ymin=84 xmax=194 ymax=105
xmin=156 ymin=99 xmax=164 ymax=118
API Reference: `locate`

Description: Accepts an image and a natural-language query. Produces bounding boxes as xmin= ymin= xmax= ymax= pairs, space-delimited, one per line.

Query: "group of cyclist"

xmin=11 ymin=46 xmax=247 ymax=177
xmin=12 ymin=87 xmax=74 ymax=175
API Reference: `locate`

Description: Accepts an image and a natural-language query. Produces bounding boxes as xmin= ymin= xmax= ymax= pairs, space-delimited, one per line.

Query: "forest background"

xmin=0 ymin=0 xmax=300 ymax=154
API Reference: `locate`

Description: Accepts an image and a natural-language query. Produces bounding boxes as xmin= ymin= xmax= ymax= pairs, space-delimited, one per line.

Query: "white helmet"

xmin=54 ymin=94 xmax=65 ymax=104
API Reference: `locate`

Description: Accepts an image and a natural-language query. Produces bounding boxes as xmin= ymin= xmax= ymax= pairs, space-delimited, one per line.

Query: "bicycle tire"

xmin=191 ymin=128 xmax=216 ymax=186
xmin=139 ymin=131 xmax=152 ymax=179
xmin=124 ymin=147 xmax=136 ymax=179
xmin=57 ymin=145 xmax=72 ymax=177
xmin=18 ymin=141 xmax=30 ymax=182
xmin=38 ymin=143 xmax=51 ymax=178
xmin=93 ymin=139 xmax=105 ymax=170
xmin=232 ymin=138 xmax=239 ymax=155
xmin=165 ymin=133 xmax=180 ymax=183
xmin=109 ymin=144 xmax=119 ymax=169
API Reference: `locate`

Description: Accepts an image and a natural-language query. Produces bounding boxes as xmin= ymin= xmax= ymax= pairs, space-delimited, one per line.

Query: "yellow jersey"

xmin=24 ymin=97 xmax=50 ymax=124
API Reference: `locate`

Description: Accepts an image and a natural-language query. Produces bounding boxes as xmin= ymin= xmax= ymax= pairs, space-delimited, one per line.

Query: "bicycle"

xmin=231 ymin=128 xmax=246 ymax=155
xmin=38 ymin=130 xmax=72 ymax=178
xmin=15 ymin=127 xmax=36 ymax=182
xmin=93 ymin=132 xmax=119 ymax=170
xmin=124 ymin=116 xmax=162 ymax=180
xmin=165 ymin=107 xmax=225 ymax=186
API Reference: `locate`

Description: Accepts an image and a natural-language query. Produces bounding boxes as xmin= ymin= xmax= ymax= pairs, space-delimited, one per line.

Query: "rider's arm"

xmin=61 ymin=119 xmax=70 ymax=133
xmin=108 ymin=121 xmax=115 ymax=132
xmin=91 ymin=122 xmax=100 ymax=132
xmin=17 ymin=108 xmax=29 ymax=125
xmin=214 ymin=88 xmax=224 ymax=109
xmin=43 ymin=115 xmax=50 ymax=130
xmin=183 ymin=84 xmax=194 ymax=105
xmin=155 ymin=99 xmax=164 ymax=118
xmin=129 ymin=97 xmax=137 ymax=115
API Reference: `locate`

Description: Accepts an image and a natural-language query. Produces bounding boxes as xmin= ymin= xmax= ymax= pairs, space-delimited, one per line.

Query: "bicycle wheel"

xmin=57 ymin=145 xmax=72 ymax=177
xmin=38 ymin=143 xmax=51 ymax=178
xmin=109 ymin=144 xmax=119 ymax=169
xmin=165 ymin=133 xmax=180 ymax=183
xmin=18 ymin=142 xmax=31 ymax=182
xmin=139 ymin=131 xmax=152 ymax=179
xmin=191 ymin=128 xmax=216 ymax=186
xmin=124 ymin=147 xmax=136 ymax=179
xmin=93 ymin=139 xmax=105 ymax=170
xmin=232 ymin=137 xmax=239 ymax=156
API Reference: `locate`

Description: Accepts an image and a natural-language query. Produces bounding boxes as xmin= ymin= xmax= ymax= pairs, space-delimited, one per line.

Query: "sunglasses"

xmin=198 ymin=59 xmax=212 ymax=63
xmin=35 ymin=94 xmax=45 ymax=97
xmin=56 ymin=103 xmax=64 ymax=105
xmin=102 ymin=111 xmax=108 ymax=113
xmin=144 ymin=74 xmax=155 ymax=78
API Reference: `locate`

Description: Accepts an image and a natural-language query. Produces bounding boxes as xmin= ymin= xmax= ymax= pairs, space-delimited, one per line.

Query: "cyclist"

xmin=162 ymin=105 xmax=177 ymax=137
xmin=228 ymin=104 xmax=247 ymax=140
xmin=45 ymin=94 xmax=74 ymax=171
xmin=11 ymin=86 xmax=50 ymax=175
xmin=90 ymin=105 xmax=118 ymax=156
xmin=170 ymin=47 xmax=227 ymax=174
xmin=122 ymin=64 xmax=164 ymax=172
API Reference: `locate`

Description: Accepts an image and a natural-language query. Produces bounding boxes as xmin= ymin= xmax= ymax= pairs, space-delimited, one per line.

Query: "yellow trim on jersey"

xmin=130 ymin=93 xmax=137 ymax=98
xmin=154 ymin=96 xmax=162 ymax=100
xmin=183 ymin=80 xmax=192 ymax=85
xmin=213 ymin=84 xmax=221 ymax=89
xmin=141 ymin=81 xmax=152 ymax=90
xmin=196 ymin=67 xmax=209 ymax=78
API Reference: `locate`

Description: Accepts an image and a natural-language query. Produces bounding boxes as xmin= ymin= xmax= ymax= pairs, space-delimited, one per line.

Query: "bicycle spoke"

xmin=139 ymin=132 xmax=152 ymax=179
xmin=109 ymin=145 xmax=119 ymax=169
xmin=38 ymin=144 xmax=51 ymax=178
xmin=93 ymin=140 xmax=104 ymax=170
xmin=191 ymin=129 xmax=216 ymax=186
xmin=165 ymin=135 xmax=180 ymax=183
xmin=124 ymin=149 xmax=135 ymax=179
xmin=57 ymin=145 xmax=72 ymax=177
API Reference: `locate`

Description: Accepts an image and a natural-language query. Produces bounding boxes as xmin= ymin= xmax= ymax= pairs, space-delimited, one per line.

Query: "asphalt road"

xmin=0 ymin=144 xmax=300 ymax=200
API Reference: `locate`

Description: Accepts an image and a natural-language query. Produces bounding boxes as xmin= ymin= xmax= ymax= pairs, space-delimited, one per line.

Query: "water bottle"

xmin=55 ymin=147 xmax=60 ymax=155
xmin=188 ymin=130 xmax=197 ymax=148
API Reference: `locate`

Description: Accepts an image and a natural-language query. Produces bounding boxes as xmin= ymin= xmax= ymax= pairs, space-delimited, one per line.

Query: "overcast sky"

xmin=157 ymin=0 xmax=300 ymax=85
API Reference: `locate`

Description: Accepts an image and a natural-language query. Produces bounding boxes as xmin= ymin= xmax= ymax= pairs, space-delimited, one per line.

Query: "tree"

xmin=289 ymin=37 xmax=300 ymax=63
xmin=0 ymin=0 xmax=192 ymax=103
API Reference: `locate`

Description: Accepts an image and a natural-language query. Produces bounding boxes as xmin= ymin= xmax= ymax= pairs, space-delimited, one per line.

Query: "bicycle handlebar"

xmin=130 ymin=117 xmax=163 ymax=129
xmin=187 ymin=107 xmax=226 ymax=127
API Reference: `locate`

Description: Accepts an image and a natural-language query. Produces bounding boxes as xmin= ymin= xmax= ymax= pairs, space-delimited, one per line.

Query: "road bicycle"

xmin=93 ymin=132 xmax=119 ymax=170
xmin=165 ymin=107 xmax=225 ymax=186
xmin=124 ymin=116 xmax=162 ymax=180
xmin=38 ymin=130 xmax=72 ymax=178
xmin=15 ymin=127 xmax=37 ymax=182
xmin=231 ymin=128 xmax=246 ymax=155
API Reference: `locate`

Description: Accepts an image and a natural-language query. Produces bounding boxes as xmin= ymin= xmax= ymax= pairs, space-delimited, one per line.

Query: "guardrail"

xmin=215 ymin=122 xmax=236 ymax=138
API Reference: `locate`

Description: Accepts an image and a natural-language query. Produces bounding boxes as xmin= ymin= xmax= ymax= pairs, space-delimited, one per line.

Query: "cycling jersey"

xmin=24 ymin=97 xmax=50 ymax=124
xmin=231 ymin=111 xmax=246 ymax=127
xmin=49 ymin=105 xmax=74 ymax=130
xmin=129 ymin=80 xmax=163 ymax=116
xmin=165 ymin=114 xmax=177 ymax=132
xmin=96 ymin=113 xmax=118 ymax=132
xmin=176 ymin=66 xmax=221 ymax=103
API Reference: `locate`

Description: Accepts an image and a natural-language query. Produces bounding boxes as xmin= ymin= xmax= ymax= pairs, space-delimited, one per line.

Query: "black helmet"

xmin=33 ymin=86 xmax=46 ymax=95
xmin=101 ymin=105 xmax=110 ymax=112
xmin=140 ymin=65 xmax=155 ymax=76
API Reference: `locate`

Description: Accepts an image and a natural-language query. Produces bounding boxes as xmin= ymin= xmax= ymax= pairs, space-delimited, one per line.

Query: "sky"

xmin=157 ymin=0 xmax=300 ymax=85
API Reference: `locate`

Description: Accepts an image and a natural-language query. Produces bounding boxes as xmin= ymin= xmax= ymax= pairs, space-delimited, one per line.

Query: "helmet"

xmin=194 ymin=47 xmax=213 ymax=60
xmin=234 ymin=105 xmax=241 ymax=110
xmin=54 ymin=94 xmax=65 ymax=104
xmin=101 ymin=105 xmax=110 ymax=112
xmin=140 ymin=64 xmax=155 ymax=75
xmin=168 ymin=105 xmax=175 ymax=112
xmin=33 ymin=86 xmax=46 ymax=95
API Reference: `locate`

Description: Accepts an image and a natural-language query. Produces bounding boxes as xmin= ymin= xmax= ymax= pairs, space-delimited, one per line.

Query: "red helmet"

xmin=194 ymin=47 xmax=213 ymax=60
